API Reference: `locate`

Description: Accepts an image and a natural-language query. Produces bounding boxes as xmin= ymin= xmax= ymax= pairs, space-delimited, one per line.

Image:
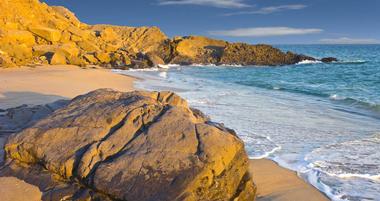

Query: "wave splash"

xmin=306 ymin=133 xmax=380 ymax=182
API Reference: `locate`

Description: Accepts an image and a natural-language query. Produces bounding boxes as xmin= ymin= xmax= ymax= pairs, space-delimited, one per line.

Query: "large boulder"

xmin=29 ymin=26 xmax=62 ymax=42
xmin=170 ymin=36 xmax=227 ymax=64
xmin=3 ymin=89 xmax=256 ymax=201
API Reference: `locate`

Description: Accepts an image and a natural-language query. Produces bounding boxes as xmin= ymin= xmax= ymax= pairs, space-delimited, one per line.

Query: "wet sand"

xmin=250 ymin=159 xmax=330 ymax=201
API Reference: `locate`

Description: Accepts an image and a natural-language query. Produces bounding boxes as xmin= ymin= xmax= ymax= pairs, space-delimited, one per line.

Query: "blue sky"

xmin=43 ymin=0 xmax=380 ymax=44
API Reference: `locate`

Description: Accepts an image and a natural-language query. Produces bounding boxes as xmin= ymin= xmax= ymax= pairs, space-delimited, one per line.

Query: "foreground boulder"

xmin=2 ymin=89 xmax=256 ymax=201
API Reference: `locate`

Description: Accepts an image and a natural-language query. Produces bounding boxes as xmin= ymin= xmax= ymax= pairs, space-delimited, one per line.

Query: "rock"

xmin=58 ymin=43 xmax=80 ymax=58
xmin=171 ymin=36 xmax=226 ymax=64
xmin=0 ymin=0 xmax=332 ymax=68
xmin=95 ymin=52 xmax=111 ymax=63
xmin=4 ymin=89 xmax=256 ymax=201
xmin=33 ymin=43 xmax=79 ymax=58
xmin=321 ymin=57 xmax=338 ymax=63
xmin=0 ymin=30 xmax=36 ymax=46
xmin=77 ymin=40 xmax=100 ymax=52
xmin=0 ymin=44 xmax=33 ymax=66
xmin=52 ymin=6 xmax=82 ymax=27
xmin=50 ymin=52 xmax=67 ymax=65
xmin=0 ymin=177 xmax=42 ymax=201
xmin=67 ymin=55 xmax=88 ymax=67
xmin=100 ymin=27 xmax=118 ymax=42
xmin=146 ymin=52 xmax=165 ymax=67
xmin=83 ymin=54 xmax=99 ymax=64
xmin=60 ymin=30 xmax=72 ymax=43
xmin=220 ymin=43 xmax=312 ymax=66
xmin=67 ymin=26 xmax=90 ymax=40
xmin=0 ymin=51 xmax=16 ymax=67
xmin=29 ymin=26 xmax=62 ymax=42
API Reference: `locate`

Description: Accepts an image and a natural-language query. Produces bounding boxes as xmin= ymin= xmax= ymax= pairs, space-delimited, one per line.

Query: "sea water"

xmin=114 ymin=45 xmax=380 ymax=201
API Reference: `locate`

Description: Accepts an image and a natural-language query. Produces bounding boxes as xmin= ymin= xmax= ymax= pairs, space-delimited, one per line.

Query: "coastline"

xmin=250 ymin=159 xmax=329 ymax=201
xmin=0 ymin=65 xmax=329 ymax=201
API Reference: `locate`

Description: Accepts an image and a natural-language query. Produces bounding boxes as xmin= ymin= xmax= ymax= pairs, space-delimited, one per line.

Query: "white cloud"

xmin=320 ymin=37 xmax=380 ymax=44
xmin=224 ymin=4 xmax=307 ymax=16
xmin=209 ymin=27 xmax=323 ymax=37
xmin=157 ymin=0 xmax=251 ymax=8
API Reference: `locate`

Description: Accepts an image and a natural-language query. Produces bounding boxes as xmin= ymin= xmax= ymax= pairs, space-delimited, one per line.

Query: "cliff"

xmin=0 ymin=0 xmax=324 ymax=68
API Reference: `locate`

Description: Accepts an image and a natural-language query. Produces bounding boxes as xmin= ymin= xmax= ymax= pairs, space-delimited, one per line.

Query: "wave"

xmin=334 ymin=60 xmax=367 ymax=65
xmin=306 ymin=134 xmax=380 ymax=182
xmin=296 ymin=60 xmax=323 ymax=65
xmin=249 ymin=145 xmax=282 ymax=159
xmin=309 ymin=162 xmax=380 ymax=181
xmin=190 ymin=63 xmax=217 ymax=67
xmin=296 ymin=59 xmax=367 ymax=65
xmin=112 ymin=68 xmax=160 ymax=72
xmin=158 ymin=64 xmax=181 ymax=69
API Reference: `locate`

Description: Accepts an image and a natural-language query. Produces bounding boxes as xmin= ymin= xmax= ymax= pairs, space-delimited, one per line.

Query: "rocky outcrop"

xmin=219 ymin=43 xmax=316 ymax=66
xmin=2 ymin=89 xmax=256 ymax=201
xmin=0 ymin=0 xmax=336 ymax=68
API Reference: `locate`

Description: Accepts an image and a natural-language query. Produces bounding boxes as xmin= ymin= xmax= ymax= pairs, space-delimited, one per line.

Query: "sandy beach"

xmin=250 ymin=159 xmax=329 ymax=201
xmin=0 ymin=65 xmax=329 ymax=201
xmin=0 ymin=65 xmax=135 ymax=109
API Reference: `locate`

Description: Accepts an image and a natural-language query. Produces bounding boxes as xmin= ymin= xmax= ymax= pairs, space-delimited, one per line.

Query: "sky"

xmin=42 ymin=0 xmax=380 ymax=44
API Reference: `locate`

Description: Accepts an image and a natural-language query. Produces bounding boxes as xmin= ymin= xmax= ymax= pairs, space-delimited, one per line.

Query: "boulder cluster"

xmin=0 ymin=0 xmax=323 ymax=68
xmin=1 ymin=89 xmax=256 ymax=201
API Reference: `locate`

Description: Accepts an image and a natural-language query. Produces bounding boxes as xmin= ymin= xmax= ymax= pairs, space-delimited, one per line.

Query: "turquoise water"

xmin=115 ymin=45 xmax=380 ymax=201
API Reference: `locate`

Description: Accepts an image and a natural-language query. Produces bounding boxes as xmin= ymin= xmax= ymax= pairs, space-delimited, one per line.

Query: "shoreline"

xmin=0 ymin=65 xmax=329 ymax=201
xmin=250 ymin=159 xmax=330 ymax=201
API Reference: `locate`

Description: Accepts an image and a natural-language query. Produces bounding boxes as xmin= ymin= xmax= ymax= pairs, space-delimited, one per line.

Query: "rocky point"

xmin=0 ymin=0 xmax=336 ymax=69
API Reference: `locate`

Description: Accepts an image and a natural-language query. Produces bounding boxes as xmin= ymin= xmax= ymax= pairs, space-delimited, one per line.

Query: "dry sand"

xmin=250 ymin=159 xmax=330 ymax=201
xmin=0 ymin=65 xmax=330 ymax=201
xmin=0 ymin=65 xmax=135 ymax=109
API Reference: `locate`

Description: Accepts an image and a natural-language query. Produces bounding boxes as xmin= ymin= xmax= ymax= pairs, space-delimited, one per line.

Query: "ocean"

xmin=114 ymin=45 xmax=380 ymax=201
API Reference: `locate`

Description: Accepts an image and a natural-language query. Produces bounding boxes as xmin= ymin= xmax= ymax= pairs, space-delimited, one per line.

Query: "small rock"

xmin=321 ymin=57 xmax=338 ymax=63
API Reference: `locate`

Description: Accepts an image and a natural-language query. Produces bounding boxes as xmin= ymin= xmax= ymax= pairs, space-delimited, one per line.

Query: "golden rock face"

xmin=4 ymin=89 xmax=257 ymax=201
xmin=0 ymin=0 xmax=313 ymax=68
xmin=0 ymin=0 xmax=169 ymax=68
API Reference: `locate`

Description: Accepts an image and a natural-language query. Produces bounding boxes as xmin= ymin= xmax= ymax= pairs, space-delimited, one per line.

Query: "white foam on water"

xmin=249 ymin=145 xmax=282 ymax=159
xmin=158 ymin=71 xmax=167 ymax=78
xmin=158 ymin=64 xmax=181 ymax=69
xmin=329 ymin=94 xmax=346 ymax=101
xmin=113 ymin=66 xmax=380 ymax=201
xmin=112 ymin=68 xmax=160 ymax=73
xmin=190 ymin=63 xmax=217 ymax=67
xmin=296 ymin=60 xmax=323 ymax=65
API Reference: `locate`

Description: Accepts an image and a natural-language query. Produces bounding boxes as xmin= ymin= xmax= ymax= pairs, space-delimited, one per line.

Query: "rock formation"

xmin=0 ymin=0 xmax=335 ymax=68
xmin=1 ymin=89 xmax=256 ymax=201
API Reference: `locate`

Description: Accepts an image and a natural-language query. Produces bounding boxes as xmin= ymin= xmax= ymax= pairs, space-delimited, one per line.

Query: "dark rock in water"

xmin=219 ymin=43 xmax=316 ymax=66
xmin=321 ymin=57 xmax=338 ymax=63
xmin=2 ymin=89 xmax=256 ymax=201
